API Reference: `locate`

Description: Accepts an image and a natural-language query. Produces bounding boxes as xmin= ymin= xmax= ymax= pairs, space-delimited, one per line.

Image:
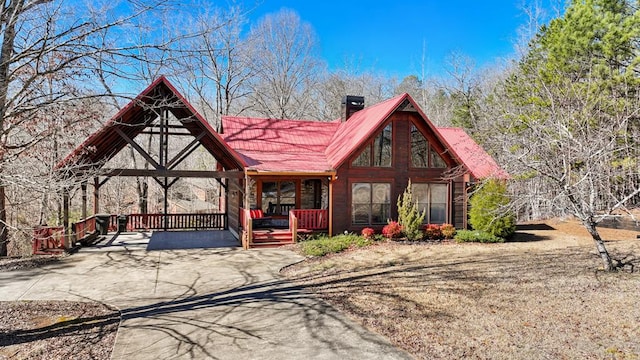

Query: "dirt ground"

xmin=0 ymin=220 xmax=637 ymax=359
xmin=0 ymin=301 xmax=119 ymax=360
xmin=283 ymin=220 xmax=640 ymax=360
xmin=0 ymin=254 xmax=119 ymax=360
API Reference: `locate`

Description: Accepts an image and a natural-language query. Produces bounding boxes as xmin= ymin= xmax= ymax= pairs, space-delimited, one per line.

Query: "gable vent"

xmin=397 ymin=99 xmax=418 ymax=112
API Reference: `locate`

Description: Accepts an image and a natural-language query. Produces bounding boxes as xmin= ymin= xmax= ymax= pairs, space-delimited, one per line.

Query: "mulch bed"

xmin=0 ymin=256 xmax=120 ymax=359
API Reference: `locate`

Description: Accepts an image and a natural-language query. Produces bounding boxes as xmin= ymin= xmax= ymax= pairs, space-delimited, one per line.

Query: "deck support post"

xmin=81 ymin=181 xmax=87 ymax=220
xmin=62 ymin=187 xmax=70 ymax=248
xmin=244 ymin=172 xmax=251 ymax=248
xmin=93 ymin=177 xmax=100 ymax=215
xmin=328 ymin=176 xmax=334 ymax=236
xmin=163 ymin=181 xmax=168 ymax=231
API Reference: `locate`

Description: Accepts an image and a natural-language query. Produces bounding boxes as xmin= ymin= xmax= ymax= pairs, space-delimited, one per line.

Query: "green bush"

xmin=397 ymin=180 xmax=426 ymax=241
xmin=300 ymin=234 xmax=373 ymax=256
xmin=454 ymin=230 xmax=504 ymax=243
xmin=469 ymin=179 xmax=516 ymax=239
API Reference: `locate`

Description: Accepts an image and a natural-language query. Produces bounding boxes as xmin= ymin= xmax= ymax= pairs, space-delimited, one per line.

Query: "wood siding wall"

xmin=331 ymin=111 xmax=467 ymax=234
xmin=227 ymin=178 xmax=241 ymax=234
xmin=453 ymin=180 xmax=466 ymax=229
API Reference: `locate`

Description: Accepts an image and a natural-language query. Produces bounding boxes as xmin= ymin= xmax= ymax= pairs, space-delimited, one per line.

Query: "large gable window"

xmin=412 ymin=183 xmax=448 ymax=224
xmin=352 ymin=182 xmax=390 ymax=225
xmin=352 ymin=124 xmax=392 ymax=167
xmin=411 ymin=125 xmax=446 ymax=168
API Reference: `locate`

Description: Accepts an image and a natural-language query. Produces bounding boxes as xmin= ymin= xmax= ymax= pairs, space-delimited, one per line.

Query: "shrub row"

xmin=373 ymin=222 xmax=458 ymax=241
xmin=300 ymin=233 xmax=374 ymax=257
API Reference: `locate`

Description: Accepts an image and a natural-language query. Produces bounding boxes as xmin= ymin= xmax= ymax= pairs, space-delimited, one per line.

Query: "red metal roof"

xmin=325 ymin=94 xmax=406 ymax=168
xmin=57 ymin=76 xmax=245 ymax=172
xmin=222 ymin=116 xmax=339 ymax=172
xmin=437 ymin=127 xmax=509 ymax=179
xmin=222 ymin=93 xmax=506 ymax=177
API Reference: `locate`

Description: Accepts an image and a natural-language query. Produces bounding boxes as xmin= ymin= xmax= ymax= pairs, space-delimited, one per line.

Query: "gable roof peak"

xmin=56 ymin=76 xmax=246 ymax=172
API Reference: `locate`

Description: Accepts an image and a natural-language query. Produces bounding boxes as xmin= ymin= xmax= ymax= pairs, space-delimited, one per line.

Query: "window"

xmin=352 ymin=124 xmax=392 ymax=167
xmin=261 ymin=181 xmax=296 ymax=215
xmin=412 ymin=183 xmax=448 ymax=224
xmin=352 ymin=183 xmax=390 ymax=225
xmin=352 ymin=144 xmax=371 ymax=167
xmin=411 ymin=125 xmax=446 ymax=168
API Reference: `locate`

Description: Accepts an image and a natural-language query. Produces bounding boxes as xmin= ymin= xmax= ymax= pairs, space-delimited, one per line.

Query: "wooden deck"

xmin=32 ymin=213 xmax=228 ymax=254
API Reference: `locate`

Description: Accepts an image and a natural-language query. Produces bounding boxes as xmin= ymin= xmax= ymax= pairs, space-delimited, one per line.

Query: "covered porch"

xmin=237 ymin=173 xmax=333 ymax=248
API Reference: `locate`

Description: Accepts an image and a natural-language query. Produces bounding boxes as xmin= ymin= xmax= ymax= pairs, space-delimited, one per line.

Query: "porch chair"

xmin=249 ymin=209 xmax=271 ymax=228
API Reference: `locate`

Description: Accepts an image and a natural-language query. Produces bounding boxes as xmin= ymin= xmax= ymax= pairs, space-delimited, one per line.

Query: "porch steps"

xmin=250 ymin=230 xmax=295 ymax=248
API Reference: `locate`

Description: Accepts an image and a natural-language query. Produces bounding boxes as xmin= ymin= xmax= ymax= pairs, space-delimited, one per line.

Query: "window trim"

xmin=411 ymin=182 xmax=450 ymax=224
xmin=349 ymin=180 xmax=394 ymax=226
xmin=409 ymin=123 xmax=448 ymax=169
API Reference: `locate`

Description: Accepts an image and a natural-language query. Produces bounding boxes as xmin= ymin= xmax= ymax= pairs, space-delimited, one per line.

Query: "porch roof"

xmin=222 ymin=116 xmax=339 ymax=173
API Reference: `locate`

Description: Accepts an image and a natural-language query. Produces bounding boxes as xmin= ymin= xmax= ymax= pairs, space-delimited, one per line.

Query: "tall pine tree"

xmin=496 ymin=0 xmax=640 ymax=270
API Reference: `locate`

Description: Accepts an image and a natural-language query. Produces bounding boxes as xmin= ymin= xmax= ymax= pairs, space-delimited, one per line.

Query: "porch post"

xmin=81 ymin=181 xmax=87 ymax=220
xmin=163 ymin=180 xmax=168 ymax=231
xmin=93 ymin=177 xmax=100 ymax=215
xmin=463 ymin=173 xmax=470 ymax=229
xmin=328 ymin=176 xmax=334 ymax=236
xmin=62 ymin=187 xmax=70 ymax=248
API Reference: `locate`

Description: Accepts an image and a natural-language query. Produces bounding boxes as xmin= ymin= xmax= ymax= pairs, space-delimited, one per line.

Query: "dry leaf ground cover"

xmin=0 ymin=256 xmax=120 ymax=360
xmin=0 ymin=301 xmax=119 ymax=360
xmin=282 ymin=220 xmax=640 ymax=360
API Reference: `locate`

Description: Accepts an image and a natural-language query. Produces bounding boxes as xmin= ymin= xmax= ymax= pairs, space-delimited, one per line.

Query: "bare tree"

xmin=490 ymin=0 xmax=640 ymax=271
xmin=311 ymin=67 xmax=392 ymax=120
xmin=0 ymin=0 xmax=170 ymax=256
xmin=244 ymin=9 xmax=322 ymax=120
xmin=174 ymin=5 xmax=252 ymax=128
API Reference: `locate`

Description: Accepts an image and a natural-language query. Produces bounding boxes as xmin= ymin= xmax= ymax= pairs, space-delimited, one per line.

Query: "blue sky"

xmin=248 ymin=1 xmax=557 ymax=79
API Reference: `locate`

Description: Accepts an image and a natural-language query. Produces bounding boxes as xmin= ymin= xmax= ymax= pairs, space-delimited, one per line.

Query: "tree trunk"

xmin=0 ymin=185 xmax=7 ymax=256
xmin=582 ymin=220 xmax=614 ymax=271
xmin=138 ymin=181 xmax=148 ymax=214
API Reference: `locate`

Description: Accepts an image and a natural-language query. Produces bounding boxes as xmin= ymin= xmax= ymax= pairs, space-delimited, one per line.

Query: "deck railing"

xmin=32 ymin=226 xmax=65 ymax=254
xmin=71 ymin=212 xmax=226 ymax=237
xmin=126 ymin=213 xmax=227 ymax=231
xmin=290 ymin=209 xmax=328 ymax=230
xmin=74 ymin=216 xmax=96 ymax=241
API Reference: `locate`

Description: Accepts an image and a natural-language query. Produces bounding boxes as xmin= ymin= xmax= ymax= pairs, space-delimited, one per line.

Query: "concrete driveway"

xmin=0 ymin=235 xmax=411 ymax=360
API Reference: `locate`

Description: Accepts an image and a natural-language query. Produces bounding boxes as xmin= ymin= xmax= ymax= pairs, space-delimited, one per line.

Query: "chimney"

xmin=341 ymin=95 xmax=364 ymax=121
